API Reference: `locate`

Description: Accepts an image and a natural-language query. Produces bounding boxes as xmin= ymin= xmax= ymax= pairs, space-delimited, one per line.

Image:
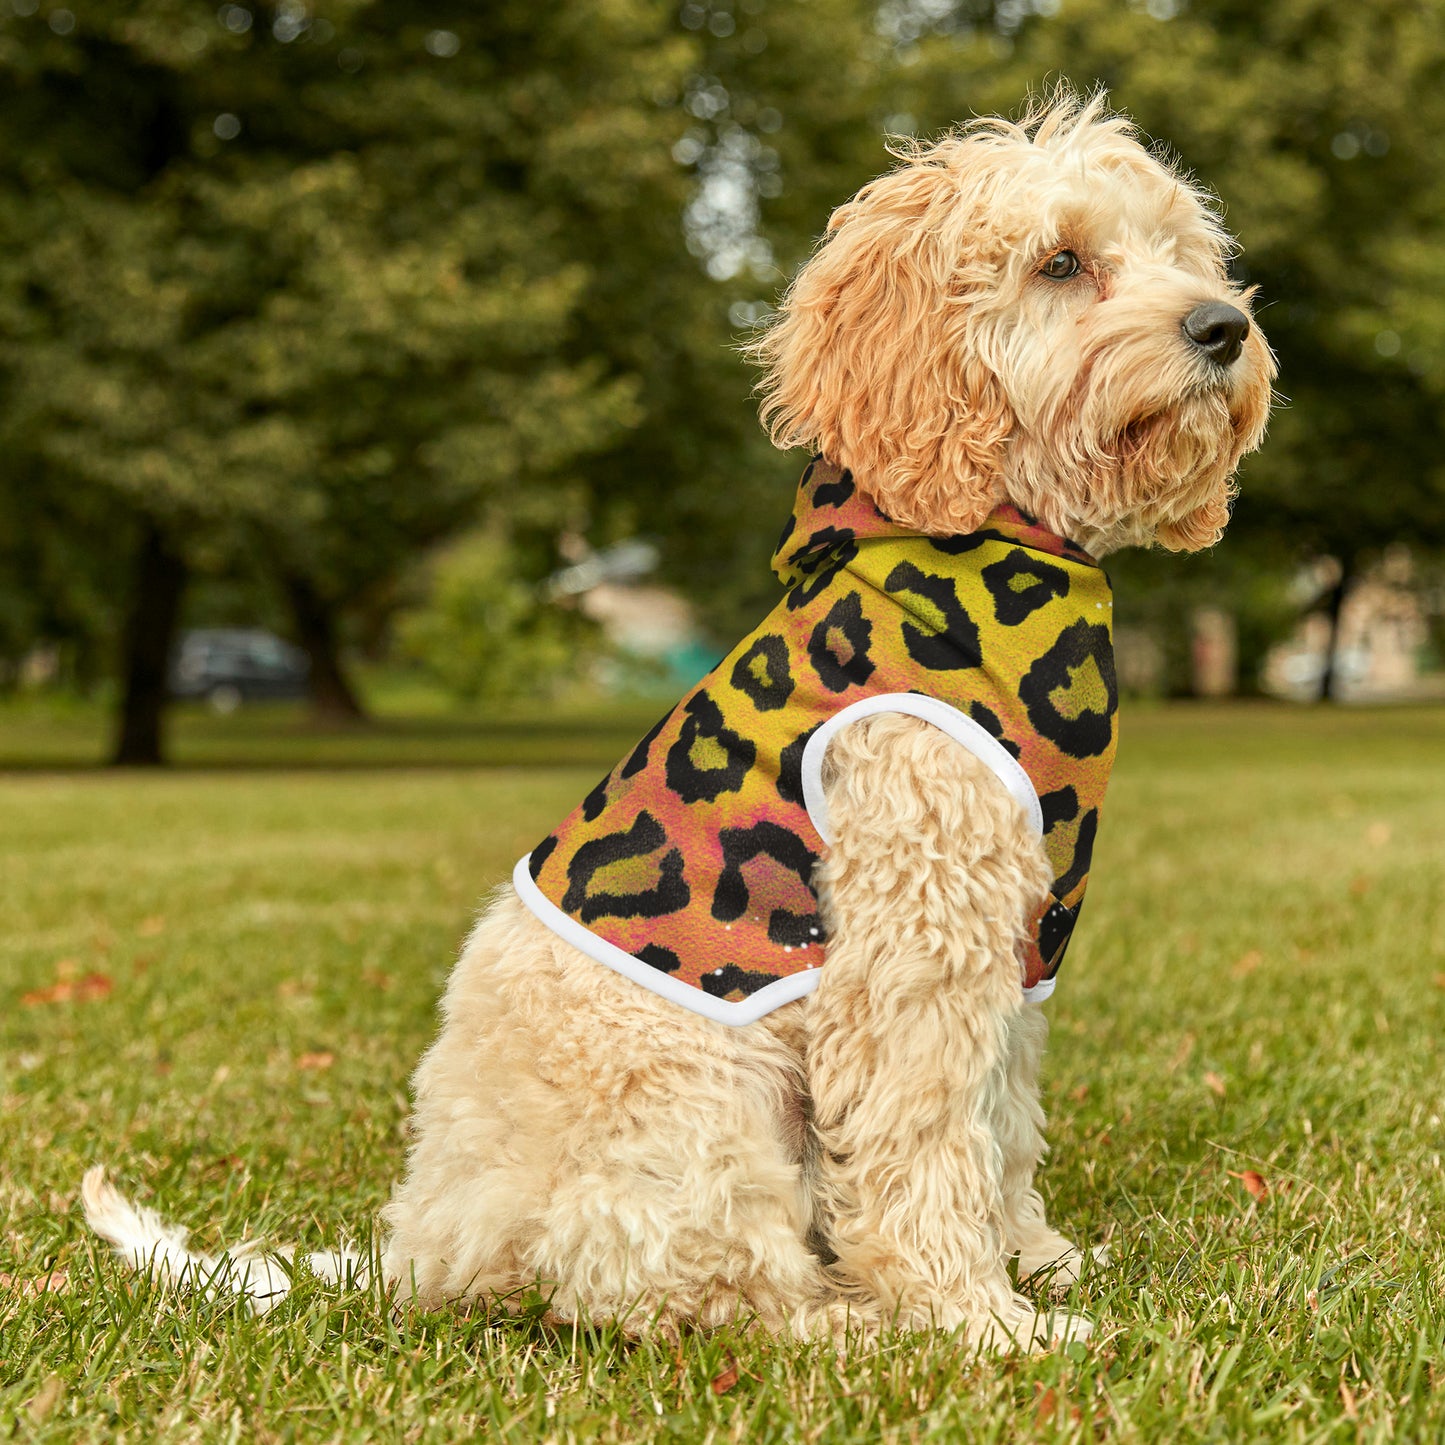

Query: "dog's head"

xmin=751 ymin=91 xmax=1275 ymax=554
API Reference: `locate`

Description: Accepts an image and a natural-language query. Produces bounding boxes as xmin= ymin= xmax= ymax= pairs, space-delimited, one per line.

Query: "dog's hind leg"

xmin=805 ymin=713 xmax=1090 ymax=1350
xmin=382 ymin=892 xmax=835 ymax=1340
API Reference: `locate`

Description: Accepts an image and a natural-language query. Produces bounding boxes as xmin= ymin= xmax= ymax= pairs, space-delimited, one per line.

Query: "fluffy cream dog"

xmin=86 ymin=91 xmax=1273 ymax=1351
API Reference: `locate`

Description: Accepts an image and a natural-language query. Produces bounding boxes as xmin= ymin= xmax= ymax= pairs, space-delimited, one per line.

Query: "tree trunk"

xmin=111 ymin=523 xmax=187 ymax=766
xmin=1317 ymin=556 xmax=1354 ymax=703
xmin=284 ymin=572 xmax=367 ymax=724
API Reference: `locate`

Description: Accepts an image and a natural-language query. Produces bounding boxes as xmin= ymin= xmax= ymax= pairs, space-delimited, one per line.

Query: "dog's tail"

xmin=81 ymin=1165 xmax=368 ymax=1315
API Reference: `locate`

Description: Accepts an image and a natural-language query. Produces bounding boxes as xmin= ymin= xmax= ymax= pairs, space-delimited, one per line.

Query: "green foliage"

xmin=6 ymin=0 xmax=1445 ymax=704
xmin=0 ymin=0 xmax=681 ymax=623
xmin=2 ymin=703 xmax=1444 ymax=1438
xmin=396 ymin=533 xmax=598 ymax=705
xmin=0 ymin=0 xmax=894 ymax=689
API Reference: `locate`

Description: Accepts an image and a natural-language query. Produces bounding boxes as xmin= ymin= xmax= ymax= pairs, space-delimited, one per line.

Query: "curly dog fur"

xmin=85 ymin=90 xmax=1274 ymax=1351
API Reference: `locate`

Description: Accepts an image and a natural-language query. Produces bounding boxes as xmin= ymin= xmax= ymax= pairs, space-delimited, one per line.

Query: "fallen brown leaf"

xmin=1069 ymin=1083 xmax=1089 ymax=1103
xmin=1228 ymin=1169 xmax=1268 ymax=1201
xmin=21 ymin=973 xmax=112 ymax=1007
xmin=1204 ymin=1071 xmax=1227 ymax=1098
xmin=1433 ymin=973 xmax=1445 ymax=990
xmin=710 ymin=1356 xmax=739 ymax=1395
xmin=1348 ymin=875 xmax=1372 ymax=899
xmin=138 ymin=915 xmax=166 ymax=937
xmin=1034 ymin=1386 xmax=1058 ymax=1425
xmin=295 ymin=1051 xmax=334 ymax=1072
xmin=361 ymin=969 xmax=394 ymax=992
xmin=21 ymin=982 xmax=68 ymax=1007
xmin=0 ymin=1267 xmax=70 ymax=1299
xmin=1231 ymin=950 xmax=1263 ymax=978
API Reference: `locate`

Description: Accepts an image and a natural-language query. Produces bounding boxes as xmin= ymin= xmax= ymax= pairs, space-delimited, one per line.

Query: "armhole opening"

xmin=799 ymin=694 xmax=1044 ymax=844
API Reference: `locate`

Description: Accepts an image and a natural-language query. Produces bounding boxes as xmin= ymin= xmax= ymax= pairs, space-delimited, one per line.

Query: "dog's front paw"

xmin=1018 ymin=1239 xmax=1110 ymax=1294
xmin=970 ymin=1296 xmax=1093 ymax=1353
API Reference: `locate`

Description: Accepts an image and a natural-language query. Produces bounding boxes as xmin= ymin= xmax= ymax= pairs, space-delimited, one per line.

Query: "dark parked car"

xmin=169 ymin=629 xmax=310 ymax=712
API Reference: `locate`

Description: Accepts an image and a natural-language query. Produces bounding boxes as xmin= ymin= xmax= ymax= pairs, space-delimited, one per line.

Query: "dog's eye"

xmin=1041 ymin=250 xmax=1081 ymax=280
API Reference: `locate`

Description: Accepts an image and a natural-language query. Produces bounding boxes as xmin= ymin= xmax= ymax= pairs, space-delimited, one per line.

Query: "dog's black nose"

xmin=1182 ymin=302 xmax=1250 ymax=366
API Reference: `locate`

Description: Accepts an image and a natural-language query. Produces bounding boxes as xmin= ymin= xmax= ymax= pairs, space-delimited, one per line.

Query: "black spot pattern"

xmin=1038 ymin=786 xmax=1080 ymax=833
xmin=968 ymin=701 xmax=1021 ymax=759
xmin=581 ymin=774 xmax=610 ymax=821
xmin=700 ymin=963 xmax=782 ymax=999
xmin=712 ymin=820 xmax=822 ymax=946
xmin=1018 ymin=620 xmax=1117 ymax=758
xmin=637 ymin=943 xmax=682 ymax=974
xmin=773 ymin=509 xmax=797 ymax=559
xmin=1052 ymin=808 xmax=1098 ymax=901
xmin=664 ymin=691 xmax=757 ymax=803
xmin=527 ymin=833 xmax=558 ymax=880
xmin=783 ymin=523 xmax=855 ymax=572
xmin=785 ymin=539 xmax=859 ymax=611
xmin=811 ymin=467 xmax=856 ymax=508
xmin=561 ymin=810 xmax=691 ymax=924
xmin=620 ymin=710 xmax=671 ymax=781
xmin=883 ymin=561 xmax=984 ymax=671
xmin=929 ymin=534 xmax=990 ymax=557
xmin=981 ymin=549 xmax=1070 ymax=626
xmin=731 ymin=634 xmax=795 ymax=712
xmin=777 ymin=721 xmax=821 ymax=807
xmin=807 ymin=592 xmax=875 ymax=692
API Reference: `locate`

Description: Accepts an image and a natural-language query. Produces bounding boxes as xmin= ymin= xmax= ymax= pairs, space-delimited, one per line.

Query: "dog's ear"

xmin=749 ymin=150 xmax=1013 ymax=534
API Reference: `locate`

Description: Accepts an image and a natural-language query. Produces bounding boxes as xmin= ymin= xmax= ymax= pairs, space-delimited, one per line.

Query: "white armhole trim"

xmin=511 ymin=855 xmax=822 ymax=1028
xmin=799 ymin=693 xmax=1044 ymax=844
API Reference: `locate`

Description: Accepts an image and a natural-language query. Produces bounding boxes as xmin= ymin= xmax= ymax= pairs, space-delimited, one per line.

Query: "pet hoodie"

xmin=514 ymin=457 xmax=1119 ymax=1026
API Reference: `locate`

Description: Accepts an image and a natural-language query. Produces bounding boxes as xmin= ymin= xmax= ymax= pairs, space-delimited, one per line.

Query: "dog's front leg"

xmin=993 ymin=1003 xmax=1096 ymax=1290
xmin=806 ymin=712 xmax=1088 ymax=1350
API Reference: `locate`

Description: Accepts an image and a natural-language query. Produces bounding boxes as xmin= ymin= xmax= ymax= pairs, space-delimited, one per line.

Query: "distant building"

xmin=546 ymin=540 xmax=720 ymax=692
xmin=1263 ymin=549 xmax=1441 ymax=701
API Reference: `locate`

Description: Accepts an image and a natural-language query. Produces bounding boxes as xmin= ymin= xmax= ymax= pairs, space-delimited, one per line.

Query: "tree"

xmin=0 ymin=0 xmax=691 ymax=758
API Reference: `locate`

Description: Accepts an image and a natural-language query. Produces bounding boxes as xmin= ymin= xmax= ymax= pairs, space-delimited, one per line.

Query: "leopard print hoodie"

xmin=513 ymin=458 xmax=1118 ymax=1026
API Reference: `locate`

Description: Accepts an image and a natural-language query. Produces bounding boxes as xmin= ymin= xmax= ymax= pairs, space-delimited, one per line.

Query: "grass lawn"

xmin=2 ymin=701 xmax=1443 ymax=1442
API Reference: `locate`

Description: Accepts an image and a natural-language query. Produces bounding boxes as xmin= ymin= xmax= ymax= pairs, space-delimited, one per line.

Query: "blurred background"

xmin=2 ymin=0 xmax=1444 ymax=767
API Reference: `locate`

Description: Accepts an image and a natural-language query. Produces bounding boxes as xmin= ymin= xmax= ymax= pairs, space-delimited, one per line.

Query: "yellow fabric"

xmin=522 ymin=458 xmax=1118 ymax=1014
